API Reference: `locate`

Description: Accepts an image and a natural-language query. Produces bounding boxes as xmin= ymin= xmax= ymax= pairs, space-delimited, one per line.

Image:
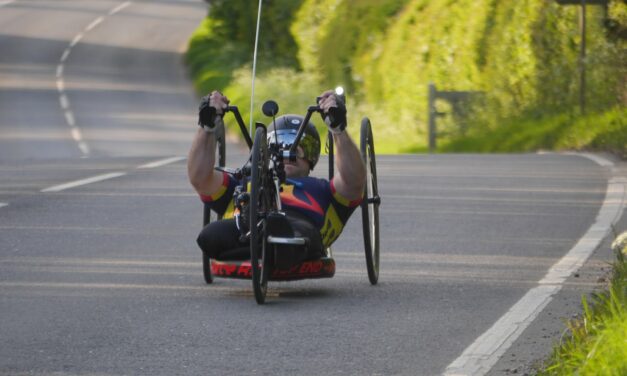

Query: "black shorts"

xmin=197 ymin=211 xmax=324 ymax=267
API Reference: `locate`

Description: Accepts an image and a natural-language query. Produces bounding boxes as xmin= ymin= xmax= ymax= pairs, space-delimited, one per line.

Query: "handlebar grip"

xmin=326 ymin=107 xmax=344 ymax=129
xmin=199 ymin=105 xmax=217 ymax=129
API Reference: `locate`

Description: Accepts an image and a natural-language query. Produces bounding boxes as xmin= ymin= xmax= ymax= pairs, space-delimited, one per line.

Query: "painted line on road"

xmin=85 ymin=16 xmax=104 ymax=32
xmin=69 ymin=33 xmax=84 ymax=48
xmin=137 ymin=156 xmax=186 ymax=169
xmin=39 ymin=155 xmax=180 ymax=194
xmin=59 ymin=94 xmax=69 ymax=110
xmin=64 ymin=111 xmax=75 ymax=127
xmin=78 ymin=142 xmax=89 ymax=155
xmin=55 ymin=1 xmax=133 ymax=158
xmin=70 ymin=128 xmax=83 ymax=142
xmin=0 ymin=0 xmax=16 ymax=8
xmin=60 ymin=48 xmax=70 ymax=63
xmin=41 ymin=172 xmax=127 ymax=193
xmin=0 ymin=203 xmax=8 ymax=209
xmin=109 ymin=1 xmax=131 ymax=15
xmin=566 ymin=152 xmax=615 ymax=167
xmin=444 ymin=155 xmax=626 ymax=376
xmin=0 ymin=281 xmax=285 ymax=299
xmin=0 ymin=281 xmax=244 ymax=294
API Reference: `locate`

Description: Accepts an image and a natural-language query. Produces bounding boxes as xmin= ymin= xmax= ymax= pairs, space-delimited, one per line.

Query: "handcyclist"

xmin=188 ymin=89 xmax=365 ymax=268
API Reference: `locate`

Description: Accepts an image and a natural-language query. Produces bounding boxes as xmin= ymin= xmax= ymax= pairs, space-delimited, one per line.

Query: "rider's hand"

xmin=198 ymin=90 xmax=229 ymax=132
xmin=318 ymin=90 xmax=347 ymax=133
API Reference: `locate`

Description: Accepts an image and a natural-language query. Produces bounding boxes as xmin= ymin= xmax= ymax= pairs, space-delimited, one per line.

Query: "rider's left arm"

xmin=318 ymin=90 xmax=366 ymax=201
xmin=331 ymin=129 xmax=366 ymax=202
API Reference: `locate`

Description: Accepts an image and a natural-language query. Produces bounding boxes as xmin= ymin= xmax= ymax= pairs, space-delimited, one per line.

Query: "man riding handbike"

xmin=188 ymin=89 xmax=366 ymax=274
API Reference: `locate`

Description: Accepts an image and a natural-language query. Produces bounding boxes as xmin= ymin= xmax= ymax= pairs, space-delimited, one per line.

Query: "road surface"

xmin=1 ymin=1 xmax=625 ymax=375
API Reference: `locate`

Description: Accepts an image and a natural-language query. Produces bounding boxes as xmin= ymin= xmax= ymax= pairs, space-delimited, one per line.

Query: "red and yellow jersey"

xmin=199 ymin=172 xmax=361 ymax=247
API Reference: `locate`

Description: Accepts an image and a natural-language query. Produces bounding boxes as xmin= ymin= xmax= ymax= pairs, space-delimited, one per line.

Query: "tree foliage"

xmin=188 ymin=0 xmax=626 ymax=154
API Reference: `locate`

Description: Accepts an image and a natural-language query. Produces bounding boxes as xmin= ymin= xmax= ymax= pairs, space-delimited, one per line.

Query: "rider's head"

xmin=267 ymin=115 xmax=320 ymax=177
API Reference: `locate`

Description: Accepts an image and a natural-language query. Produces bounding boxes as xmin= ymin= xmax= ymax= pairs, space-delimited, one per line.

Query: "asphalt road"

xmin=0 ymin=1 xmax=625 ymax=375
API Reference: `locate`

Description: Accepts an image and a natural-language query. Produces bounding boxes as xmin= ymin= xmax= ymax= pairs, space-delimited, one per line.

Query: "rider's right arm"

xmin=187 ymin=128 xmax=224 ymax=197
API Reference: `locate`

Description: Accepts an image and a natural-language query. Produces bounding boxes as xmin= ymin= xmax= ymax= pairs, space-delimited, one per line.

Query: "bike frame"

xmin=225 ymin=104 xmax=322 ymax=164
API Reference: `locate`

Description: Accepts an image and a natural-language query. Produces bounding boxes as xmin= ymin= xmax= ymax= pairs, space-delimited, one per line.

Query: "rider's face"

xmin=284 ymin=146 xmax=310 ymax=178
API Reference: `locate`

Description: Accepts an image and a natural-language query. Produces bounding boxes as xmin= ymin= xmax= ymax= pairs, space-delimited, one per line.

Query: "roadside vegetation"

xmin=186 ymin=0 xmax=625 ymax=155
xmin=539 ymin=234 xmax=627 ymax=376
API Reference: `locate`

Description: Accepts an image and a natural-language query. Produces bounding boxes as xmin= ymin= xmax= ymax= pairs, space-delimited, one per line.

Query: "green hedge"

xmin=186 ymin=0 xmax=626 ymax=155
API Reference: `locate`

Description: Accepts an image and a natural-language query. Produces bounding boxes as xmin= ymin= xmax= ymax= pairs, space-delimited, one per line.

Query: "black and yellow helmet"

xmin=267 ymin=115 xmax=321 ymax=170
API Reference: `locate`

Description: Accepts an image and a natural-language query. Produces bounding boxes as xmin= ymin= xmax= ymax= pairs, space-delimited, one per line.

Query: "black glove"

xmin=321 ymin=94 xmax=347 ymax=132
xmin=198 ymin=95 xmax=219 ymax=130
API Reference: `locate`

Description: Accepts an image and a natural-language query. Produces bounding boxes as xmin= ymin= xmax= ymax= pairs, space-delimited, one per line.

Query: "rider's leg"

xmin=269 ymin=211 xmax=325 ymax=268
xmin=290 ymin=215 xmax=324 ymax=260
xmin=197 ymin=219 xmax=249 ymax=260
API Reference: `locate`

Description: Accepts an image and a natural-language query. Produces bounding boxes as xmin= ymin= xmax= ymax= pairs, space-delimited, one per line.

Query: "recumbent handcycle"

xmin=200 ymin=95 xmax=380 ymax=304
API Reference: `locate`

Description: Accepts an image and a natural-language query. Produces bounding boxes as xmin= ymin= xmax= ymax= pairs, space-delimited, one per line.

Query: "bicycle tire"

xmin=202 ymin=125 xmax=226 ymax=284
xmin=360 ymin=118 xmax=380 ymax=285
xmin=250 ymin=126 xmax=270 ymax=304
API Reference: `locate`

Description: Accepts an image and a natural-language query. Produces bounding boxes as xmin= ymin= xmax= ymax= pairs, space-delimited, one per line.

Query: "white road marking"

xmin=137 ymin=156 xmax=186 ymax=169
xmin=56 ymin=2 xmax=133 ymax=158
xmin=0 ymin=203 xmax=8 ymax=209
xmin=59 ymin=94 xmax=69 ymax=110
xmin=64 ymin=111 xmax=75 ymax=127
xmin=109 ymin=1 xmax=131 ymax=15
xmin=0 ymin=0 xmax=16 ymax=7
xmin=41 ymin=172 xmax=126 ymax=193
xmin=69 ymin=33 xmax=83 ymax=48
xmin=85 ymin=16 xmax=104 ymax=31
xmin=78 ymin=142 xmax=90 ymax=155
xmin=70 ymin=127 xmax=82 ymax=142
xmin=0 ymin=281 xmax=237 ymax=293
xmin=571 ymin=152 xmax=615 ymax=167
xmin=444 ymin=155 xmax=626 ymax=376
xmin=60 ymin=48 xmax=70 ymax=63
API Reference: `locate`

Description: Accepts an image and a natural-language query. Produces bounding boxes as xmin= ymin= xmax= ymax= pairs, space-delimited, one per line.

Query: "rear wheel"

xmin=250 ymin=126 xmax=271 ymax=304
xmin=360 ymin=118 xmax=380 ymax=285
xmin=202 ymin=125 xmax=226 ymax=284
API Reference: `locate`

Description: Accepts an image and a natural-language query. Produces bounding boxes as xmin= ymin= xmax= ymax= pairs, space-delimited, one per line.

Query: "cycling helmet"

xmin=267 ymin=114 xmax=320 ymax=170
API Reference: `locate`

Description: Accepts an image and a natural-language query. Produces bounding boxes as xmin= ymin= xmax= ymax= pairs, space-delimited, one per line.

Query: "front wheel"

xmin=360 ymin=118 xmax=380 ymax=285
xmin=250 ymin=126 xmax=271 ymax=304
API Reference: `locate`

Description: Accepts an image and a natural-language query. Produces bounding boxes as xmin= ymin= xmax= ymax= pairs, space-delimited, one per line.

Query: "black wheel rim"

xmin=250 ymin=127 xmax=269 ymax=304
xmin=361 ymin=118 xmax=380 ymax=285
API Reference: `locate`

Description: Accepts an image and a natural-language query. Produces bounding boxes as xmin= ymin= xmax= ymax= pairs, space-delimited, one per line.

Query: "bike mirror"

xmin=262 ymin=100 xmax=279 ymax=117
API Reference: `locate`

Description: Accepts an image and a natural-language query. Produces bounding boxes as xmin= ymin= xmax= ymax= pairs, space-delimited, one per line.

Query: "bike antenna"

xmin=249 ymin=0 xmax=263 ymax=135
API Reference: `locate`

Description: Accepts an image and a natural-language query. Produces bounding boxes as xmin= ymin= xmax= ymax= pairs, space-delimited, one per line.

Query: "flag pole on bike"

xmin=249 ymin=0 xmax=263 ymax=135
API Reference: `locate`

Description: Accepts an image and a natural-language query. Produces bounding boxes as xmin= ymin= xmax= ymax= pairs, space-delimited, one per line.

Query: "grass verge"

xmin=440 ymin=107 xmax=627 ymax=158
xmin=538 ymin=233 xmax=627 ymax=375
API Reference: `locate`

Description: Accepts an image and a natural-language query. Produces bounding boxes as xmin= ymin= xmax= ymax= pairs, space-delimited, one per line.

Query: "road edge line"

xmin=443 ymin=154 xmax=626 ymax=376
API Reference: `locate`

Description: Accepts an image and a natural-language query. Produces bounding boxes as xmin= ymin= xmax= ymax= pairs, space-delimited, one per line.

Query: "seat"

xmin=207 ymin=210 xmax=335 ymax=281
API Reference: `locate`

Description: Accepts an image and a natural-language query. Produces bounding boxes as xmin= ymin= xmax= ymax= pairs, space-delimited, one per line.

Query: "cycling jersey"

xmin=199 ymin=171 xmax=362 ymax=248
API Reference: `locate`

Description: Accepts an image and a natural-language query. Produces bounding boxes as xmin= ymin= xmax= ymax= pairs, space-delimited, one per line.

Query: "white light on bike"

xmin=335 ymin=86 xmax=344 ymax=96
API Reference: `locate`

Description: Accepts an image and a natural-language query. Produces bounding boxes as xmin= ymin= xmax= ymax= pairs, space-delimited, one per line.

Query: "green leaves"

xmin=187 ymin=0 xmax=626 ymax=154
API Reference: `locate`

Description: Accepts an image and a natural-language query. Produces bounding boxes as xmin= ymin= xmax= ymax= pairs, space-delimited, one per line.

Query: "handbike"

xmin=201 ymin=96 xmax=381 ymax=304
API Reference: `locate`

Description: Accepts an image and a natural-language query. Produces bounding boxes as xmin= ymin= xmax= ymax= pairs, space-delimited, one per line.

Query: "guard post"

xmin=555 ymin=0 xmax=609 ymax=114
